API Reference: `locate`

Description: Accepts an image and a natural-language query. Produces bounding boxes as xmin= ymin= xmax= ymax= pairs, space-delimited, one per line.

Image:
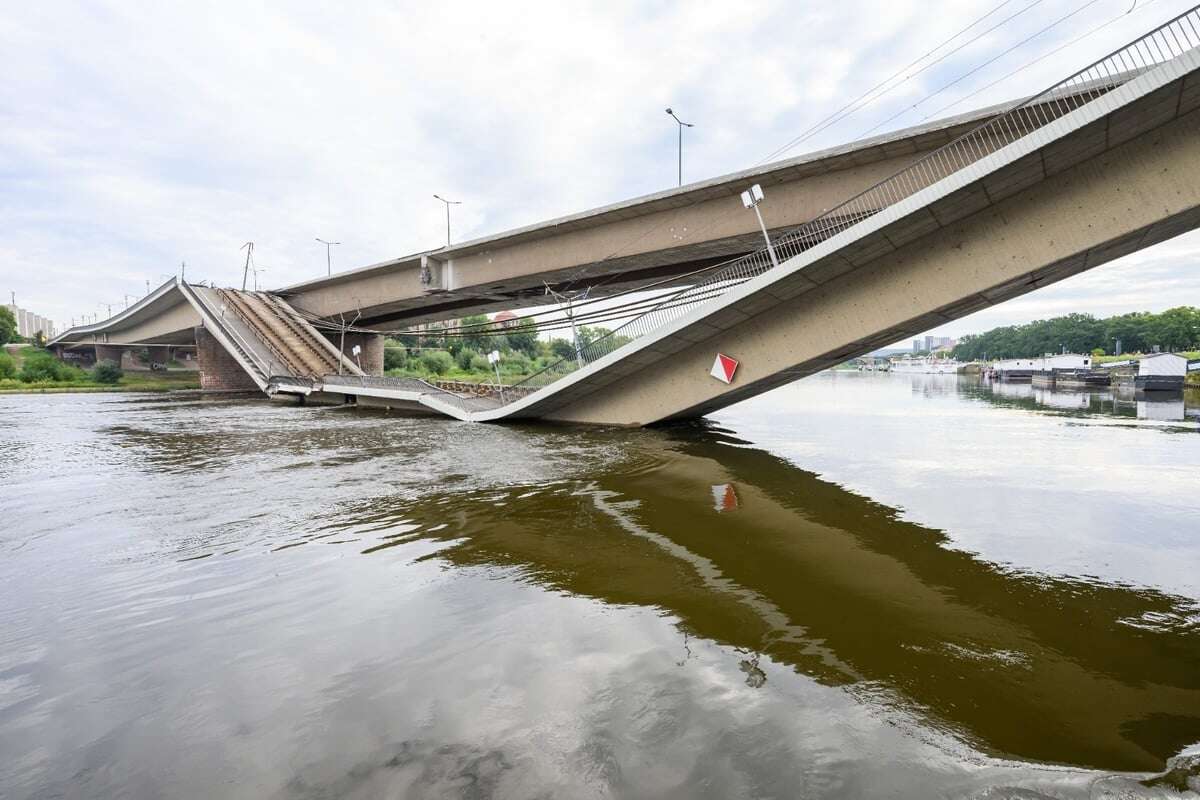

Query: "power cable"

xmin=917 ymin=0 xmax=1160 ymax=122
xmin=757 ymin=0 xmax=1040 ymax=165
xmin=857 ymin=0 xmax=1105 ymax=139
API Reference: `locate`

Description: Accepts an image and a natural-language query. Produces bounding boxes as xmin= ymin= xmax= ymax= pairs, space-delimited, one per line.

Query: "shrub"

xmin=418 ymin=350 xmax=454 ymax=375
xmin=18 ymin=350 xmax=68 ymax=382
xmin=92 ymin=360 xmax=124 ymax=384
xmin=456 ymin=348 xmax=480 ymax=372
xmin=549 ymin=338 xmax=576 ymax=360
xmin=499 ymin=352 xmax=531 ymax=375
xmin=469 ymin=354 xmax=492 ymax=372
xmin=383 ymin=347 xmax=407 ymax=371
xmin=0 ymin=352 xmax=14 ymax=379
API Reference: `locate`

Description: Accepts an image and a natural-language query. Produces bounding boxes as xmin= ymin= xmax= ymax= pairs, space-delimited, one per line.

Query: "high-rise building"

xmin=4 ymin=304 xmax=56 ymax=338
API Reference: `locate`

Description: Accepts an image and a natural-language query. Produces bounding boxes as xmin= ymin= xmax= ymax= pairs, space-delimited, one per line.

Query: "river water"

xmin=1 ymin=373 xmax=1198 ymax=799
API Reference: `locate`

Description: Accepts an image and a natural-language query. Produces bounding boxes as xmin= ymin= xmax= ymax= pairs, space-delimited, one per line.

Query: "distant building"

xmin=915 ymin=335 xmax=954 ymax=352
xmin=491 ymin=310 xmax=520 ymax=328
xmin=923 ymin=334 xmax=954 ymax=351
xmin=4 ymin=304 xmax=56 ymax=339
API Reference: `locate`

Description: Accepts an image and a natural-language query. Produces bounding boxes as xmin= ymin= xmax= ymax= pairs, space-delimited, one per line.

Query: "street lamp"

xmin=433 ymin=194 xmax=461 ymax=247
xmin=315 ymin=238 xmax=340 ymax=277
xmin=665 ymin=108 xmax=694 ymax=187
xmin=740 ymin=184 xmax=780 ymax=269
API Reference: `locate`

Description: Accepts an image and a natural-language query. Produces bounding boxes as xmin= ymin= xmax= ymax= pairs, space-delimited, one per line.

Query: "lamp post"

xmin=315 ymin=238 xmax=340 ymax=277
xmin=433 ymin=194 xmax=461 ymax=247
xmin=665 ymin=108 xmax=694 ymax=187
xmin=740 ymin=183 xmax=780 ymax=269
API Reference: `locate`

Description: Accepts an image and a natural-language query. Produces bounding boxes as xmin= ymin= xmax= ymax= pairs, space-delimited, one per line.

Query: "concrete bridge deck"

xmin=304 ymin=11 xmax=1200 ymax=425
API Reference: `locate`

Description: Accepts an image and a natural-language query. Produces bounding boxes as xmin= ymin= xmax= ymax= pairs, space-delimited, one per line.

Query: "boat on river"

xmin=889 ymin=356 xmax=962 ymax=374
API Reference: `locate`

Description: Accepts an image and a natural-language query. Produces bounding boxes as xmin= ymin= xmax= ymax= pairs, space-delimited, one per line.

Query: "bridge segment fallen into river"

xmin=50 ymin=9 xmax=1200 ymax=425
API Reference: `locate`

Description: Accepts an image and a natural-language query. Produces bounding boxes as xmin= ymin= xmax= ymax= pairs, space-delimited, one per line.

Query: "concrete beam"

xmin=543 ymin=108 xmax=1200 ymax=425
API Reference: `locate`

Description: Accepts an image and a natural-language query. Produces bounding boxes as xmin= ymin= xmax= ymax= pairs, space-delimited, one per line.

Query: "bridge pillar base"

xmin=195 ymin=327 xmax=259 ymax=391
xmin=323 ymin=332 xmax=384 ymax=376
xmin=94 ymin=344 xmax=124 ymax=368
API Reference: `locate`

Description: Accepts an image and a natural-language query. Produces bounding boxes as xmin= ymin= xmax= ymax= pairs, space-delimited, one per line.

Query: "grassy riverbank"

xmin=0 ymin=348 xmax=199 ymax=394
xmin=0 ymin=372 xmax=199 ymax=394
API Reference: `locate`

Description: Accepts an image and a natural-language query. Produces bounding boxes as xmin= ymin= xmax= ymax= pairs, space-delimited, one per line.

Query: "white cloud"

xmin=1 ymin=0 xmax=1197 ymax=330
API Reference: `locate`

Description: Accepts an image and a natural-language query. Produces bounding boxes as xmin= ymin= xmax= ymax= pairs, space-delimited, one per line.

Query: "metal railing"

xmin=215 ymin=288 xmax=308 ymax=378
xmin=184 ymin=284 xmax=275 ymax=384
xmin=496 ymin=7 xmax=1200 ymax=404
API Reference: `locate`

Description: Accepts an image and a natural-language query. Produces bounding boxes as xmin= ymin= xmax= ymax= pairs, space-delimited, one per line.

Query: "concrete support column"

xmin=195 ymin=327 xmax=259 ymax=392
xmin=323 ymin=331 xmax=384 ymax=376
xmin=94 ymin=344 xmax=124 ymax=367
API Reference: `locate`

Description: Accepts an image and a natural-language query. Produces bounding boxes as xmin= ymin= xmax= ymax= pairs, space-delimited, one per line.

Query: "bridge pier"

xmin=94 ymin=344 xmax=124 ymax=367
xmin=195 ymin=327 xmax=259 ymax=391
xmin=323 ymin=331 xmax=384 ymax=376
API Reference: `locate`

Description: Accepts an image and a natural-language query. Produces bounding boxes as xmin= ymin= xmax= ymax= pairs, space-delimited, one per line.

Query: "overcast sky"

xmin=2 ymin=0 xmax=1197 ymax=338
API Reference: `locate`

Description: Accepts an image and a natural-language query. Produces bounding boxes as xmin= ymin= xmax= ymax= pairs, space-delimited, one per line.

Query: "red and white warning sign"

xmin=710 ymin=353 xmax=738 ymax=384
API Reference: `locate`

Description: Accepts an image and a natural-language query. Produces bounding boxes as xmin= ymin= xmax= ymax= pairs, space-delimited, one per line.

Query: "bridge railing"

xmin=499 ymin=7 xmax=1200 ymax=403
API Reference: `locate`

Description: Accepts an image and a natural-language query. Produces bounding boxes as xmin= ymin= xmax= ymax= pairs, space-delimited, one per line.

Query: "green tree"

xmin=1151 ymin=306 xmax=1200 ymax=351
xmin=0 ymin=307 xmax=16 ymax=346
xmin=951 ymin=307 xmax=1200 ymax=360
xmin=383 ymin=346 xmax=407 ymax=371
xmin=418 ymin=350 xmax=454 ymax=375
xmin=505 ymin=319 xmax=539 ymax=356
xmin=456 ymin=348 xmax=479 ymax=371
xmin=549 ymin=338 xmax=577 ymax=360
xmin=0 ymin=351 xmax=15 ymax=379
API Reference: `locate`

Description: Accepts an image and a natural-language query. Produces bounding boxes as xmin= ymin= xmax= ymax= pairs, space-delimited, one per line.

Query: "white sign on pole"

xmin=487 ymin=350 xmax=500 ymax=364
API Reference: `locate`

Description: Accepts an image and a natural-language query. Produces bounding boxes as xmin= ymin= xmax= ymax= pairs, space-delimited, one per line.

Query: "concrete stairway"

xmin=183 ymin=284 xmax=362 ymax=390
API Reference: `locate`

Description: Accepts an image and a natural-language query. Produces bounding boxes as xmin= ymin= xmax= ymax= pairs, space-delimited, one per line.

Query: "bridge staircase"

xmin=181 ymin=284 xmax=362 ymax=393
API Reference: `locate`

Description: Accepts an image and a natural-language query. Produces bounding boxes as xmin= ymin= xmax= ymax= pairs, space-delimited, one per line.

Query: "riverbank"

xmin=0 ymin=372 xmax=199 ymax=394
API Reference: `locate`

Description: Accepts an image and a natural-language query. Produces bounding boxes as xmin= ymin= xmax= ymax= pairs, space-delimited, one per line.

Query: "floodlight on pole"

xmin=487 ymin=349 xmax=506 ymax=403
xmin=433 ymin=194 xmax=462 ymax=247
xmin=545 ymin=283 xmax=591 ymax=368
xmin=740 ymin=183 xmax=780 ymax=269
xmin=315 ymin=238 xmax=340 ymax=277
xmin=665 ymin=108 xmax=694 ymax=187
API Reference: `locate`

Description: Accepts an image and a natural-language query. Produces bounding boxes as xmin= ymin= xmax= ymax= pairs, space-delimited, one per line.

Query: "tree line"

xmin=951 ymin=307 xmax=1200 ymax=360
xmin=383 ymin=314 xmax=631 ymax=380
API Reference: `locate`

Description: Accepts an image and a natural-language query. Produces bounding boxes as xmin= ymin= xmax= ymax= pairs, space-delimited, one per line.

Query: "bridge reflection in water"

xmin=310 ymin=421 xmax=1200 ymax=773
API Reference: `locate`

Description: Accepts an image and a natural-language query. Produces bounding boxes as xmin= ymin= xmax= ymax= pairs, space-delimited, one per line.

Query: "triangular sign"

xmin=710 ymin=353 xmax=738 ymax=384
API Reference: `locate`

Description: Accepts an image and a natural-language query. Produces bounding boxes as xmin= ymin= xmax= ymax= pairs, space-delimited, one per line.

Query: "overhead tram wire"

xmin=916 ymin=0 xmax=1162 ymax=122
xmin=756 ymin=0 xmax=1041 ymax=165
xmin=289 ymin=267 xmax=746 ymax=339
xmin=550 ymin=0 xmax=1048 ymax=301
xmin=857 ymin=0 xmax=1106 ymax=138
xmin=285 ymin=245 xmax=762 ymax=340
xmin=289 ymin=276 xmax=740 ymax=340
